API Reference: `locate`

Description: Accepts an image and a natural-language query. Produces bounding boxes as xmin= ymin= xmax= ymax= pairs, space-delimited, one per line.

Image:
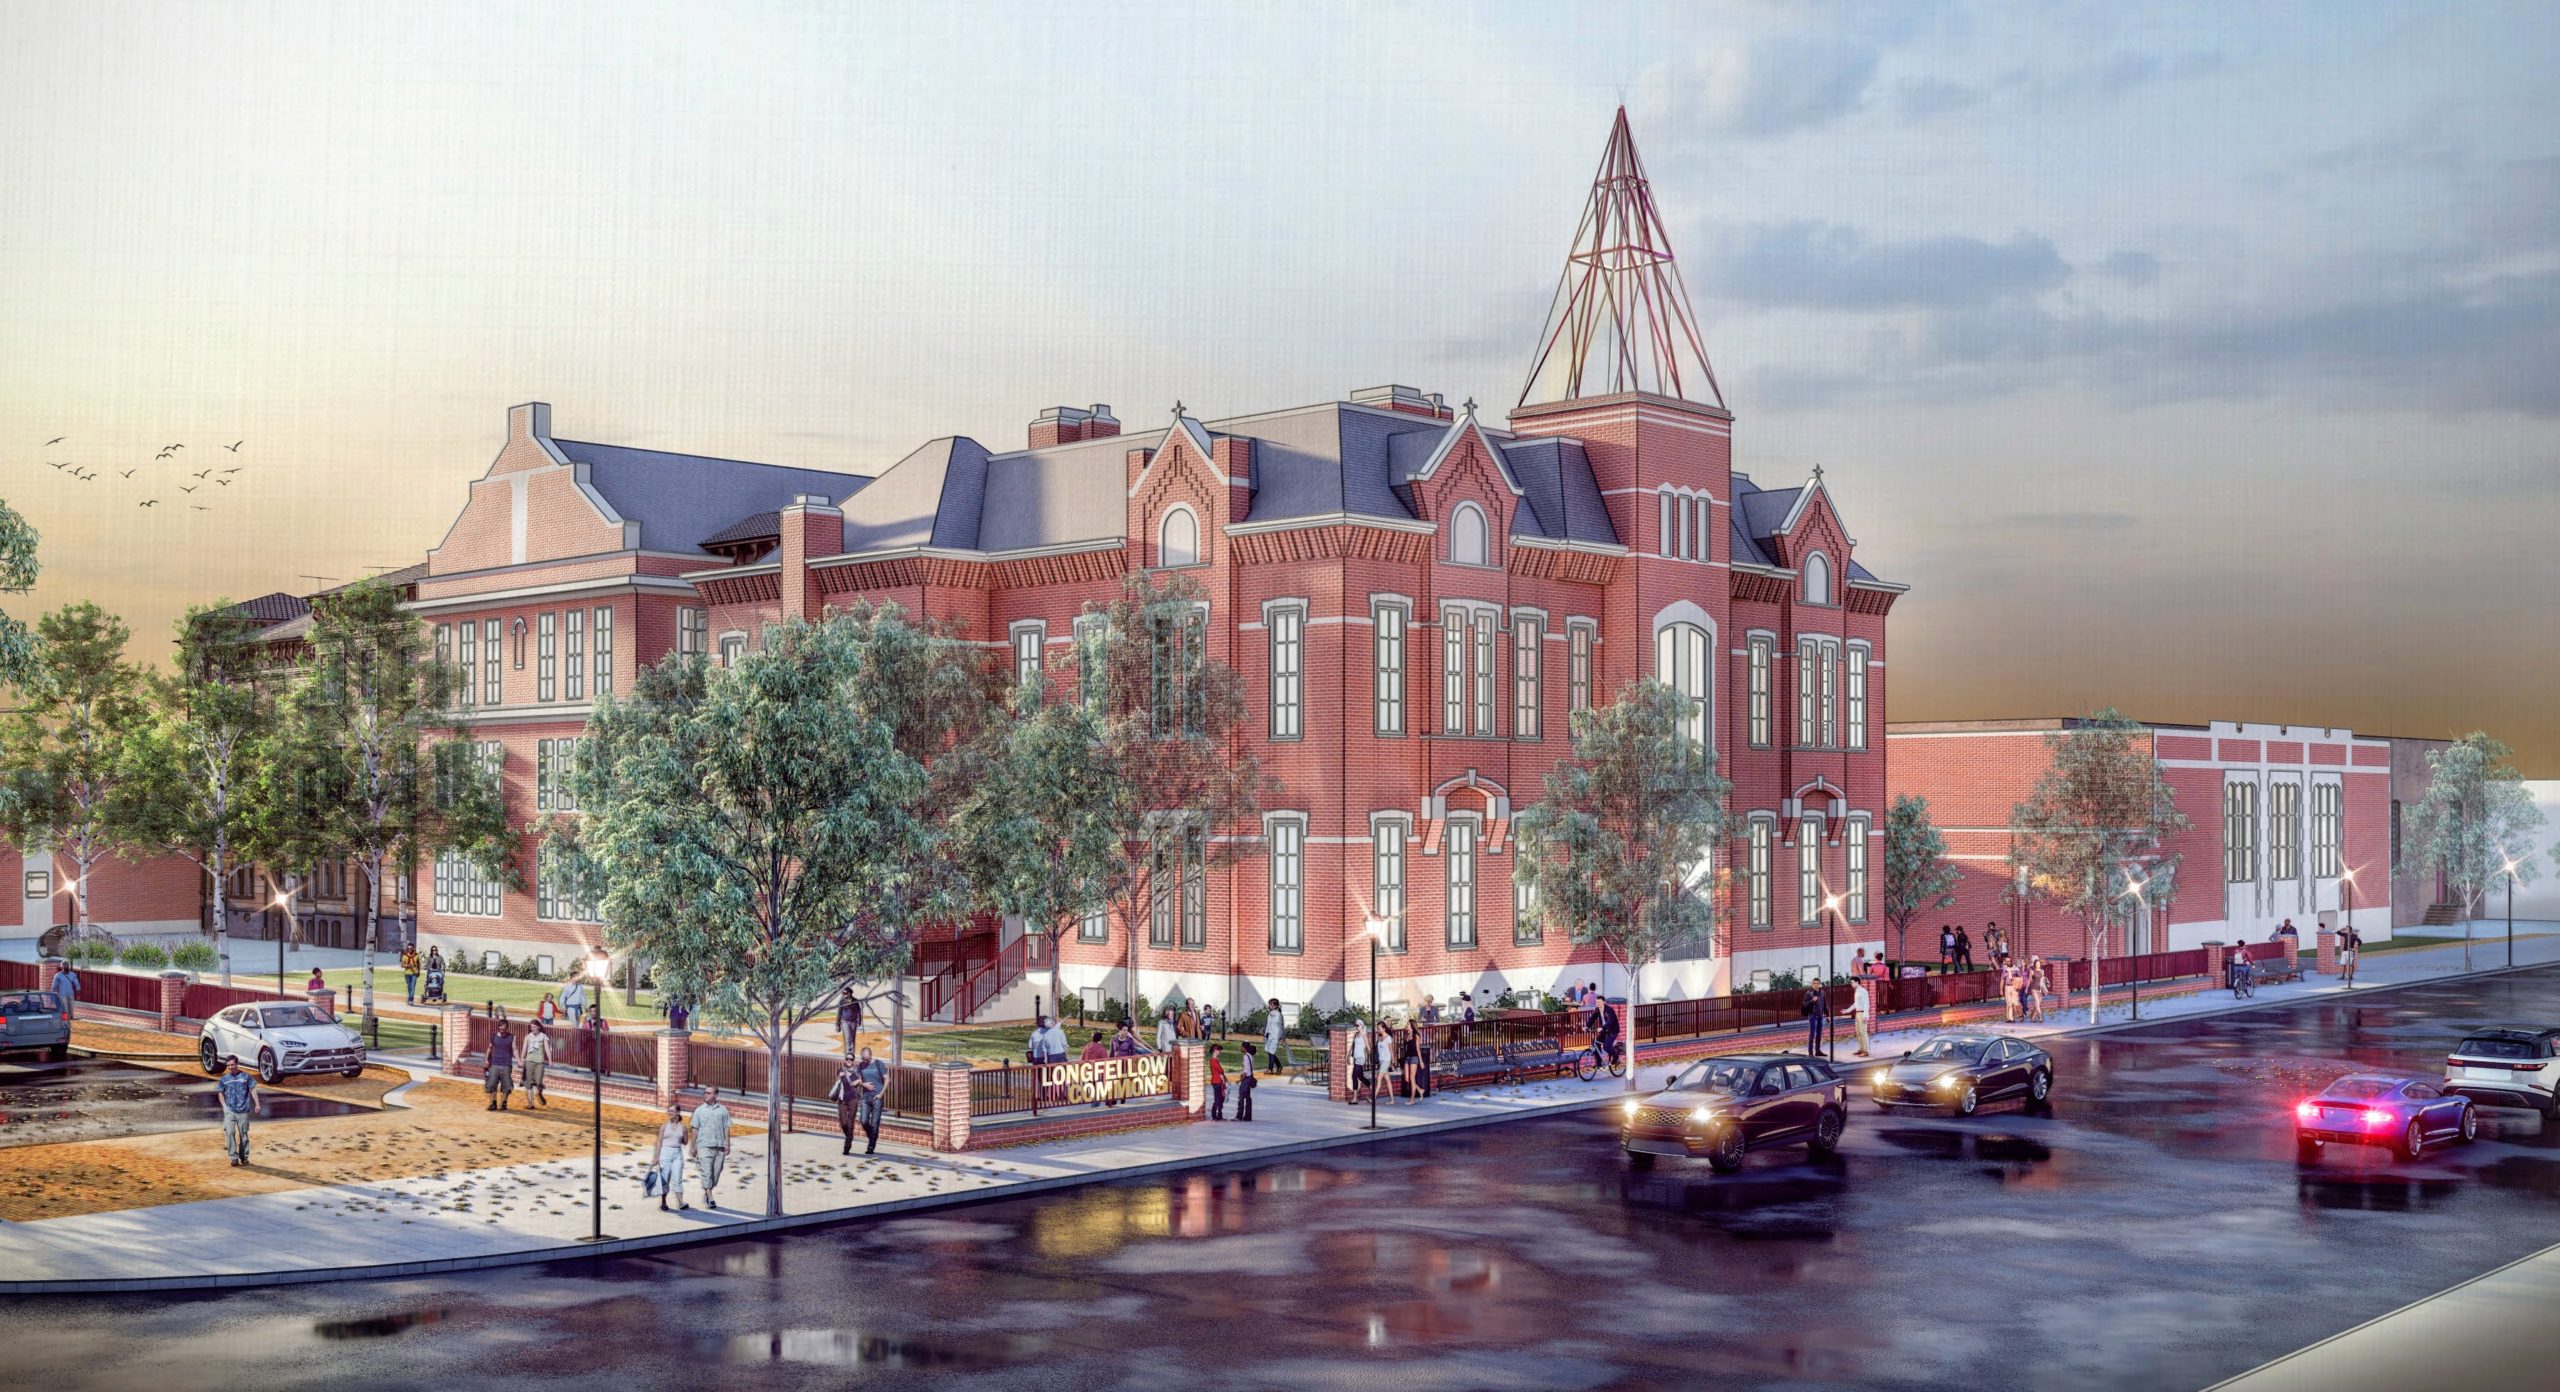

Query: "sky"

xmin=2 ymin=0 xmax=2555 ymax=769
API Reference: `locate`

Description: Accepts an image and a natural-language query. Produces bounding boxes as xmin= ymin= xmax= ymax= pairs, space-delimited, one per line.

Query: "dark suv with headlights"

xmin=1872 ymin=1033 xmax=2054 ymax=1116
xmin=1620 ymin=1053 xmax=1848 ymax=1173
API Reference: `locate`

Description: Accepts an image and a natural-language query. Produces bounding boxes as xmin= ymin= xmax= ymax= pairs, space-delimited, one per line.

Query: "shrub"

xmin=117 ymin=942 xmax=169 ymax=971
xmin=1324 ymin=1003 xmax=1369 ymax=1027
xmin=1492 ymin=989 xmax=1521 ymax=1010
xmin=1537 ymin=991 xmax=1567 ymax=1015
xmin=1288 ymin=1003 xmax=1323 ymax=1037
xmin=169 ymin=941 xmax=219 ymax=972
xmin=71 ymin=937 xmax=120 ymax=966
xmin=1767 ymin=970 xmax=1804 ymax=993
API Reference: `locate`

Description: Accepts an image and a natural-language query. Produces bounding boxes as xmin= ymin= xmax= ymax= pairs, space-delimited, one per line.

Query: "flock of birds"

xmin=38 ymin=436 xmax=248 ymax=512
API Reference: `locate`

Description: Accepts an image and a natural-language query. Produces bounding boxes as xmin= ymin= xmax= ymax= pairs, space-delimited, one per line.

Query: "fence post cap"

xmin=931 ymin=1058 xmax=973 ymax=1072
xmin=160 ymin=970 xmax=189 ymax=982
xmin=656 ymin=1028 xmax=689 ymax=1039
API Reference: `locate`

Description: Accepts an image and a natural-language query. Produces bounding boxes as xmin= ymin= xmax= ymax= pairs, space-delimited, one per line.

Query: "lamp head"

xmin=586 ymin=951 xmax=610 ymax=982
xmin=1362 ymin=916 xmax=1387 ymax=942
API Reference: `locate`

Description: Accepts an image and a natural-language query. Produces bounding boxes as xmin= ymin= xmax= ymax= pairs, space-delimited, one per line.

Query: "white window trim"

xmin=1372 ymin=597 xmax=1408 ymax=737
xmin=1157 ymin=505 xmax=1202 ymax=568
xmin=1264 ymin=599 xmax=1306 ymax=741
xmin=1746 ymin=815 xmax=1775 ymax=930
xmin=1798 ymin=814 xmax=1825 ymax=926
xmin=1844 ymin=814 xmax=1870 ymax=923
xmin=1803 ymin=550 xmax=1833 ymax=607
xmin=1370 ymin=812 xmax=1411 ymax=954
xmin=1445 ymin=812 xmax=1480 ymax=949
xmin=1566 ymin=618 xmax=1597 ymax=713
xmin=1266 ymin=812 xmax=1306 ymax=954
xmin=1449 ymin=501 xmax=1493 ymax=567
xmin=1010 ymin=619 xmax=1047 ymax=698
xmin=1845 ymin=641 xmax=1870 ymax=752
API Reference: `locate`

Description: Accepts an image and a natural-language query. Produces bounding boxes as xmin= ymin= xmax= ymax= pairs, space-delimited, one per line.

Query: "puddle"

xmin=0 ymin=1059 xmax=368 ymax=1148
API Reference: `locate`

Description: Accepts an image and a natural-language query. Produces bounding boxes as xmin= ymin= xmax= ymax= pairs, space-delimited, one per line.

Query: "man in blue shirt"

xmin=215 ymin=1061 xmax=260 ymax=1166
xmin=52 ymin=962 xmax=80 ymax=1022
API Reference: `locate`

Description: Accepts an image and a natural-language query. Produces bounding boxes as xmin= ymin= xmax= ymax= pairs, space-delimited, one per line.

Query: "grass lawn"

xmin=902 ymin=1020 xmax=1325 ymax=1074
xmin=299 ymin=965 xmax=669 ymax=1024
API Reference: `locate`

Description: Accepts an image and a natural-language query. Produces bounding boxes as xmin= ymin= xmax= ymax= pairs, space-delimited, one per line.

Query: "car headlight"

xmin=1689 ymin=1106 xmax=1717 ymax=1124
xmin=1621 ymin=1099 xmax=1641 ymax=1119
xmin=1934 ymin=1073 xmax=1961 ymax=1089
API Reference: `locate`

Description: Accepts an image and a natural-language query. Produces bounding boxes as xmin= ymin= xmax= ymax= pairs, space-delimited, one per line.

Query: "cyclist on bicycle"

xmin=1591 ymin=996 xmax=1625 ymax=1072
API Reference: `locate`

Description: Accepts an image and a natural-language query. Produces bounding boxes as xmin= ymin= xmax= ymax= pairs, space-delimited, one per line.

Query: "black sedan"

xmin=1870 ymin=1034 xmax=2053 ymax=1116
xmin=1619 ymin=1053 xmax=1849 ymax=1173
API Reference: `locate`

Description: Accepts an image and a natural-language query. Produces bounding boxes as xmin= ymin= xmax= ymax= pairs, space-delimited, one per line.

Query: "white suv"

xmin=2443 ymin=1026 xmax=2560 ymax=1117
xmin=199 ymin=1002 xmax=367 ymax=1084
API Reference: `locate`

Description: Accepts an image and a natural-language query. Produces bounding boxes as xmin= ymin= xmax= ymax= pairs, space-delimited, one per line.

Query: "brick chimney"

xmin=1082 ymin=403 xmax=1120 ymax=440
xmin=778 ymin=494 xmax=843 ymax=622
xmin=1350 ymin=385 xmax=1449 ymax=419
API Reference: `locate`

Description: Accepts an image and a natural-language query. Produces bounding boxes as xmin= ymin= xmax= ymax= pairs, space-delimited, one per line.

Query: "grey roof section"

xmin=700 ymin=510 xmax=780 ymax=547
xmin=225 ymin=591 xmax=310 ymax=624
xmin=1493 ymin=435 xmax=1620 ymax=545
xmin=551 ymin=439 xmax=870 ymax=554
xmin=1735 ymin=485 xmax=1803 ymax=542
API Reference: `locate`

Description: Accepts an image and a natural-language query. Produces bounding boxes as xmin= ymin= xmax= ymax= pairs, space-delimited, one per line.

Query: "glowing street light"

xmin=1360 ymin=916 xmax=1387 ymax=1133
xmin=582 ymin=948 xmax=612 ymax=1243
xmin=1821 ymin=893 xmax=1844 ymax=1061
xmin=2119 ymin=876 xmax=2147 ymax=1021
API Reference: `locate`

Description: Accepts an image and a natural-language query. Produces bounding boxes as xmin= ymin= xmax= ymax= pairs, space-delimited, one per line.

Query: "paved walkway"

xmin=2 ymin=927 xmax=2552 ymax=1292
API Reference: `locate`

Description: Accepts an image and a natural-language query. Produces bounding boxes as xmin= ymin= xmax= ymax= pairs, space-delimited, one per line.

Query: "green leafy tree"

xmin=1880 ymin=794 xmax=1959 ymax=967
xmin=0 ymin=498 xmax=37 ymax=687
xmin=956 ymin=689 xmax=1128 ymax=1028
xmin=1512 ymin=679 xmax=1733 ymax=1091
xmin=115 ymin=604 xmax=276 ymax=984
xmin=563 ymin=609 xmax=951 ymax=1217
xmin=2008 ymin=710 xmax=2190 ymax=1024
xmin=0 ymin=603 xmax=146 ymax=935
xmin=1068 ymin=572 xmax=1272 ymax=1019
xmin=2404 ymin=732 xmax=2545 ymax=968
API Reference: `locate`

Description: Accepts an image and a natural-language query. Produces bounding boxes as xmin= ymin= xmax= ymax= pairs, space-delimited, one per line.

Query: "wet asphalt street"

xmin=0 ymin=1058 xmax=366 ymax=1149
xmin=6 ymin=968 xmax=2560 ymax=1391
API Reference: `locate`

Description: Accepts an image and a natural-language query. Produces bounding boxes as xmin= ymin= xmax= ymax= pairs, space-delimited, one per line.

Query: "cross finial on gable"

xmin=1811 ymin=462 xmax=1825 ymax=487
xmin=1461 ymin=396 xmax=1477 ymax=416
xmin=1171 ymin=400 xmax=1185 ymax=419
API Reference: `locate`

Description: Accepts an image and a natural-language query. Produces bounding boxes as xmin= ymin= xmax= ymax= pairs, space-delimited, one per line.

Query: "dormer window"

xmin=1802 ymin=551 xmax=1832 ymax=606
xmin=1158 ymin=506 xmax=1200 ymax=568
xmin=1450 ymin=502 xmax=1489 ymax=566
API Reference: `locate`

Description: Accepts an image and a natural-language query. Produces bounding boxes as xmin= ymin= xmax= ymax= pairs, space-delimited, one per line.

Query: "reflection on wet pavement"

xmin=3 ymin=967 xmax=2558 ymax=1390
xmin=0 ymin=1059 xmax=367 ymax=1148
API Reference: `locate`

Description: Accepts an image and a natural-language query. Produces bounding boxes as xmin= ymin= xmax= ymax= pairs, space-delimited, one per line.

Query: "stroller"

xmin=420 ymin=966 xmax=449 ymax=1004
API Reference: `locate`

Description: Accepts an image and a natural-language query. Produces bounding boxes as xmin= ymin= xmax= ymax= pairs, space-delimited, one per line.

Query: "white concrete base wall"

xmin=2164 ymin=903 xmax=2393 ymax=953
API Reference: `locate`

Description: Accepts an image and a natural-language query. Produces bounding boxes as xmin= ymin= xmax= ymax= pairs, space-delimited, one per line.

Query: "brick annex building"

xmin=207 ymin=113 xmax=1902 ymax=1018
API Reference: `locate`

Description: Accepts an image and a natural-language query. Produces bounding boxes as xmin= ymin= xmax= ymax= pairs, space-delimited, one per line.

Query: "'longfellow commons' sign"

xmin=1039 ymin=1053 xmax=1171 ymax=1104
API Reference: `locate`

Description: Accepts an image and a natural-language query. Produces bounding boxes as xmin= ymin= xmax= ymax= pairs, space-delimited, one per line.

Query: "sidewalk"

xmin=2 ymin=928 xmax=2552 ymax=1293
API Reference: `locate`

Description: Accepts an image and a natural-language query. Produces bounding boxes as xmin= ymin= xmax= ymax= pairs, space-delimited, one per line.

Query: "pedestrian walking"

xmin=1028 ymin=1013 xmax=1068 ymax=1064
xmin=1155 ymin=1009 xmax=1176 ymax=1055
xmin=1207 ymin=1050 xmax=1228 ymax=1119
xmin=1378 ymin=1024 xmax=1402 ymax=1102
xmin=1264 ymin=997 xmax=1288 ymax=1072
xmin=536 ymin=991 xmax=559 ymax=1029
xmin=560 ymin=973 xmax=587 ymax=1028
xmin=1801 ymin=983 xmax=1826 ymax=1056
xmin=1986 ymin=924 xmax=2006 ymax=962
xmin=652 ymin=1105 xmax=690 ymax=1212
xmin=1236 ymin=1042 xmax=1258 ymax=1121
xmin=1939 ymin=926 xmax=1957 ymax=973
xmin=2001 ymin=956 xmax=2022 ymax=1023
xmin=2339 ymin=923 xmax=2362 ymax=986
xmin=1346 ymin=1020 xmax=1373 ymax=1104
xmin=401 ymin=945 xmax=422 ymax=1005
xmin=691 ymin=1086 xmax=735 ymax=1202
xmin=1397 ymin=1025 xmax=1423 ymax=1104
xmin=1954 ymin=926 xmax=1976 ymax=973
xmin=485 ymin=1024 xmax=517 ymax=1110
xmin=1415 ymin=1014 xmax=1436 ymax=1097
xmin=1850 ymin=974 xmax=1873 ymax=1057
xmin=215 ymin=1059 xmax=259 ymax=1166
xmin=1852 ymin=948 xmax=1870 ymax=982
xmin=51 ymin=962 xmax=79 ymax=1021
xmin=828 ymin=1057 xmax=866 ymax=1154
xmin=2027 ymin=956 xmax=2050 ymax=1022
xmin=521 ymin=1024 xmax=551 ymax=1106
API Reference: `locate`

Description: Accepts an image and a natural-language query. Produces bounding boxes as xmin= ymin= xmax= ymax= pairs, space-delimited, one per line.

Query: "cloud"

xmin=1893 ymin=48 xmax=2222 ymax=120
xmin=1700 ymin=221 xmax=2071 ymax=310
xmin=1635 ymin=34 xmax=1880 ymax=138
xmin=1989 ymin=510 xmax=2138 ymax=532
xmin=2098 ymin=251 xmax=2160 ymax=286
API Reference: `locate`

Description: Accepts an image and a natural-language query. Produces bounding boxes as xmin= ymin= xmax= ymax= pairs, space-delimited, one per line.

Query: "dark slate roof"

xmin=1492 ymin=435 xmax=1620 ymax=545
xmin=1736 ymin=485 xmax=1803 ymax=541
xmin=700 ymin=510 xmax=780 ymax=547
xmin=551 ymin=439 xmax=870 ymax=554
xmin=225 ymin=591 xmax=310 ymax=623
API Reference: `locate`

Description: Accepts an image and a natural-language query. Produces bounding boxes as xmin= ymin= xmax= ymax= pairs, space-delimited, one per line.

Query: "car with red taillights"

xmin=2442 ymin=1026 xmax=2560 ymax=1117
xmin=2295 ymin=1074 xmax=2476 ymax=1163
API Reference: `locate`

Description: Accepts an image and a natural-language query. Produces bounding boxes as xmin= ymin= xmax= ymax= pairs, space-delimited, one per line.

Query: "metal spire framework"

xmin=1519 ymin=107 xmax=1725 ymax=410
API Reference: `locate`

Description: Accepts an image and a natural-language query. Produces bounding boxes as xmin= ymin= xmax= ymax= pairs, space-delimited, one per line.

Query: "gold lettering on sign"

xmin=1039 ymin=1054 xmax=1172 ymax=1104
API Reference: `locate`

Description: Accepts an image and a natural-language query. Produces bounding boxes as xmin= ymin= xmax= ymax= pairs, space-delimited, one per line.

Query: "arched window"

xmin=1802 ymin=552 xmax=1832 ymax=606
xmin=1450 ymin=503 xmax=1489 ymax=566
xmin=1158 ymin=507 xmax=1200 ymax=567
xmin=1654 ymin=620 xmax=1711 ymax=759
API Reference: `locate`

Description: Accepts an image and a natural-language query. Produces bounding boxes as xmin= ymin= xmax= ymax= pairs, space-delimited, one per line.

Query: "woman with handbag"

xmin=651 ymin=1104 xmax=690 ymax=1211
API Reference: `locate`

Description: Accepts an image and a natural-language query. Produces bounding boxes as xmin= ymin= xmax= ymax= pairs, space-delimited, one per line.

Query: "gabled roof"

xmin=551 ymin=439 xmax=870 ymax=554
xmin=224 ymin=591 xmax=310 ymax=624
xmin=1493 ymin=435 xmax=1620 ymax=545
xmin=700 ymin=510 xmax=781 ymax=548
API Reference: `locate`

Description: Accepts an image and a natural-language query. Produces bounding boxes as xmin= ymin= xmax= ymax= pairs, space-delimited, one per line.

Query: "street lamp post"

xmin=1361 ymin=917 xmax=1386 ymax=1132
xmin=2340 ymin=867 xmax=2358 ymax=987
xmin=272 ymin=890 xmax=294 ymax=997
xmin=1821 ymin=894 xmax=1843 ymax=1062
xmin=580 ymin=948 xmax=611 ymax=1243
xmin=2506 ymin=858 xmax=2519 ymax=969
xmin=2120 ymin=876 xmax=2146 ymax=1022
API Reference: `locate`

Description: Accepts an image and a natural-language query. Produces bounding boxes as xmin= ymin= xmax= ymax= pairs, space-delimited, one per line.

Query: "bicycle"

xmin=1575 ymin=1037 xmax=1627 ymax=1082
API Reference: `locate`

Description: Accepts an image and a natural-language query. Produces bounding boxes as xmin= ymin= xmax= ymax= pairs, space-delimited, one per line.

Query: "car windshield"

xmin=1909 ymin=1038 xmax=1988 ymax=1062
xmin=259 ymin=1005 xmax=328 ymax=1029
xmin=2457 ymin=1037 xmax=2541 ymax=1060
xmin=1673 ymin=1061 xmax=1758 ymax=1095
xmin=2322 ymin=1077 xmax=2401 ymax=1099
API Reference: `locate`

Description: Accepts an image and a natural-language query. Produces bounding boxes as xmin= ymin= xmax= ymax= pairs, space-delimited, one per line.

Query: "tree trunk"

xmin=890 ymin=957 xmax=906 ymax=1070
xmin=1626 ymin=960 xmax=1646 ymax=1093
xmin=764 ymin=1016 xmax=786 ymax=1217
xmin=210 ymin=848 xmax=232 ymax=986
xmin=2087 ymin=915 xmax=2103 ymax=1026
xmin=1049 ymin=942 xmax=1064 ymax=1030
xmin=359 ymin=856 xmax=382 ymax=1024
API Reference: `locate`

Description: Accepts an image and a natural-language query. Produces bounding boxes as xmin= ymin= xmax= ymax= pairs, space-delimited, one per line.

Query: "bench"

xmin=1436 ymin=1044 xmax=1513 ymax=1089
xmin=2236 ymin=946 xmax=2302 ymax=985
xmin=1503 ymin=1038 xmax=1576 ymax=1082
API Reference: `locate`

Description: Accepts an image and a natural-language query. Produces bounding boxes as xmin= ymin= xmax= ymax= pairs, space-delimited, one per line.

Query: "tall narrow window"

xmin=1269 ymin=604 xmax=1303 ymax=740
xmin=1472 ymin=611 xmax=1496 ymax=735
xmin=1514 ymin=858 xmax=1541 ymax=945
xmin=1148 ymin=829 xmax=1177 ymax=947
xmin=1075 ymin=614 xmax=1109 ymax=711
xmin=1373 ymin=601 xmax=1406 ymax=735
xmin=1446 ymin=818 xmax=1477 ymax=948
xmin=2270 ymin=781 xmax=2301 ymax=882
xmin=1568 ymin=622 xmax=1593 ymax=713
xmin=1268 ymin=817 xmax=1303 ymax=952
xmin=1442 ymin=606 xmax=1467 ymax=734
xmin=1845 ymin=816 xmax=1869 ymax=922
xmin=1012 ymin=621 xmax=1045 ymax=701
xmin=1747 ymin=636 xmax=1773 ymax=748
xmin=1512 ymin=615 xmax=1542 ymax=740
xmin=1818 ymin=641 xmax=1837 ymax=748
xmin=677 ymin=607 xmax=707 ymax=658
xmin=1158 ymin=507 xmax=1199 ymax=568
xmin=1845 ymin=644 xmax=1868 ymax=751
xmin=2225 ymin=781 xmax=2258 ymax=884
xmin=1450 ymin=503 xmax=1489 ymax=566
xmin=718 ymin=634 xmax=745 ymax=669
xmin=1180 ymin=824 xmax=1205 ymax=948
xmin=592 ymin=606 xmax=613 ymax=697
xmin=1373 ymin=819 xmax=1407 ymax=953
xmin=1748 ymin=819 xmax=1772 ymax=929
xmin=1799 ymin=818 xmax=1823 ymax=925
xmin=1658 ymin=491 xmax=1675 ymax=558
xmin=537 ymin=612 xmax=558 ymax=702
xmin=1078 ymin=901 xmax=1108 ymax=943
xmin=450 ymin=623 xmax=473 ymax=710
xmin=481 ymin=618 xmax=501 ymax=706
xmin=1654 ymin=622 xmax=1709 ymax=761
xmin=536 ymin=844 xmax=600 ymax=923
xmin=563 ymin=609 xmax=585 ymax=702
xmin=1803 ymin=552 xmax=1832 ymax=606
xmin=1148 ymin=605 xmax=1206 ymax=736
xmin=2313 ymin=783 xmax=2342 ymax=878
xmin=1797 ymin=640 xmax=1818 ymax=747
xmin=535 ymin=737 xmax=584 ymax=813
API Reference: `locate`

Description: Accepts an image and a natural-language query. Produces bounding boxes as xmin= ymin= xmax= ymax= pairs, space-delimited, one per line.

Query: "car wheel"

xmin=258 ymin=1050 xmax=283 ymax=1087
xmin=1705 ymin=1125 xmax=1745 ymax=1174
xmin=48 ymin=1043 xmax=69 ymax=1062
xmin=2398 ymin=1119 xmax=2424 ymax=1161
xmin=2029 ymin=1069 xmax=2052 ymax=1103
xmin=342 ymin=1066 xmax=365 ymax=1079
xmin=1809 ymin=1107 xmax=1845 ymax=1156
xmin=1627 ymin=1149 xmax=1655 ymax=1170
xmin=1955 ymin=1084 xmax=1979 ymax=1117
xmin=200 ymin=1039 xmax=223 ymax=1075
xmin=2295 ymin=1135 xmax=2324 ymax=1165
xmin=2459 ymin=1106 xmax=2478 ymax=1144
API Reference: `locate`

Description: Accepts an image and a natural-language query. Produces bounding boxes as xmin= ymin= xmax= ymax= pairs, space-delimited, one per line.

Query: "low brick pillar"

xmin=2203 ymin=942 xmax=2226 ymax=988
xmin=159 ymin=971 xmax=187 ymax=1033
xmin=2316 ymin=930 xmax=2338 ymax=976
xmin=930 ymin=1059 xmax=973 ymax=1152
xmin=656 ymin=1029 xmax=692 ymax=1106
xmin=1328 ymin=1026 xmax=1353 ymax=1102
xmin=38 ymin=959 xmax=61 ymax=995
xmin=1175 ymin=1040 xmax=1208 ymax=1117
xmin=442 ymin=1004 xmax=474 ymax=1068
xmin=308 ymin=987 xmax=337 ymax=1020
